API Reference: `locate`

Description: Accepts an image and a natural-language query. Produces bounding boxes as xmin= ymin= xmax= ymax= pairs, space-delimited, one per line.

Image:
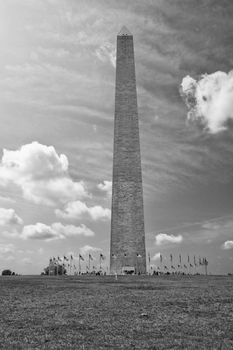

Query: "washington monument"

xmin=110 ymin=27 xmax=146 ymax=274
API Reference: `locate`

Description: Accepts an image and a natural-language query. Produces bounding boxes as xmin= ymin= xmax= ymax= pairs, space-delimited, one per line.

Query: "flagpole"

xmin=61 ymin=256 xmax=64 ymax=276
xmin=71 ymin=255 xmax=73 ymax=275
xmin=148 ymin=253 xmax=151 ymax=275
xmin=204 ymin=257 xmax=208 ymax=276
xmin=79 ymin=255 xmax=81 ymax=274
xmin=55 ymin=258 xmax=57 ymax=276
xmin=124 ymin=253 xmax=126 ymax=273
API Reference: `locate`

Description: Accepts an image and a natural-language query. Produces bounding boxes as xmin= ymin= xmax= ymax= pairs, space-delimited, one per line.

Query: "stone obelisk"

xmin=110 ymin=26 xmax=146 ymax=275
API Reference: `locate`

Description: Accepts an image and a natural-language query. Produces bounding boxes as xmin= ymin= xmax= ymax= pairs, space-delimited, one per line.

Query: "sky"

xmin=0 ymin=0 xmax=233 ymax=275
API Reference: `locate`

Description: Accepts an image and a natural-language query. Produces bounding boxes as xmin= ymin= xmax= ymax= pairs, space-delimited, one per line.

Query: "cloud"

xmin=38 ymin=247 xmax=44 ymax=255
xmin=97 ymin=180 xmax=112 ymax=196
xmin=79 ymin=244 xmax=102 ymax=256
xmin=55 ymin=200 xmax=111 ymax=221
xmin=0 ymin=142 xmax=88 ymax=206
xmin=0 ymin=208 xmax=23 ymax=226
xmin=180 ymin=71 xmax=233 ymax=133
xmin=95 ymin=42 xmax=116 ymax=67
xmin=155 ymin=233 xmax=183 ymax=246
xmin=5 ymin=255 xmax=15 ymax=261
xmin=0 ymin=196 xmax=16 ymax=203
xmin=222 ymin=240 xmax=233 ymax=250
xmin=21 ymin=222 xmax=94 ymax=241
xmin=22 ymin=257 xmax=33 ymax=264
xmin=201 ymin=221 xmax=221 ymax=230
xmin=151 ymin=252 xmax=161 ymax=261
xmin=0 ymin=243 xmax=15 ymax=254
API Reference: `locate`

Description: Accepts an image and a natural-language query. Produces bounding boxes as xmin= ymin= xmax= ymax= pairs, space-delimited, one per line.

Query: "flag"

xmin=89 ymin=253 xmax=93 ymax=260
xmin=79 ymin=254 xmax=84 ymax=261
xmin=100 ymin=253 xmax=105 ymax=260
xmin=170 ymin=254 xmax=173 ymax=262
xmin=160 ymin=254 xmax=162 ymax=263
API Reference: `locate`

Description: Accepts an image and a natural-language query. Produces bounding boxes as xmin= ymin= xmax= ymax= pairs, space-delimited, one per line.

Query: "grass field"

xmin=0 ymin=275 xmax=232 ymax=349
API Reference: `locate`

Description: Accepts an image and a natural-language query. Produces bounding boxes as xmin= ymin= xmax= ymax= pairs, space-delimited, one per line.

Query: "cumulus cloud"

xmin=97 ymin=180 xmax=112 ymax=196
xmin=79 ymin=244 xmax=102 ymax=256
xmin=222 ymin=240 xmax=233 ymax=250
xmin=21 ymin=222 xmax=94 ymax=241
xmin=155 ymin=233 xmax=183 ymax=245
xmin=95 ymin=43 xmax=116 ymax=67
xmin=55 ymin=200 xmax=111 ymax=221
xmin=180 ymin=70 xmax=233 ymax=133
xmin=0 ymin=142 xmax=88 ymax=206
xmin=0 ymin=208 xmax=23 ymax=226
xmin=151 ymin=252 xmax=161 ymax=261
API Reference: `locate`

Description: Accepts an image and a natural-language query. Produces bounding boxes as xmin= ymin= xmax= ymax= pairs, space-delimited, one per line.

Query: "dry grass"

xmin=0 ymin=275 xmax=232 ymax=349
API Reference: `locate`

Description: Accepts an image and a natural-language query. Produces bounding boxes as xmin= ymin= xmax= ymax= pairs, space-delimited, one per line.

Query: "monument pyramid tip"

xmin=118 ymin=26 xmax=132 ymax=36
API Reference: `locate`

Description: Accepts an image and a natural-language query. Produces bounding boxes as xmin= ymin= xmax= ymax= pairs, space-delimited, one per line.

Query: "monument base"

xmin=122 ymin=266 xmax=135 ymax=275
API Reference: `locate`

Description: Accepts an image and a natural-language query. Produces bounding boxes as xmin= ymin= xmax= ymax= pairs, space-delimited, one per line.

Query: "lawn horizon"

xmin=0 ymin=275 xmax=232 ymax=349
